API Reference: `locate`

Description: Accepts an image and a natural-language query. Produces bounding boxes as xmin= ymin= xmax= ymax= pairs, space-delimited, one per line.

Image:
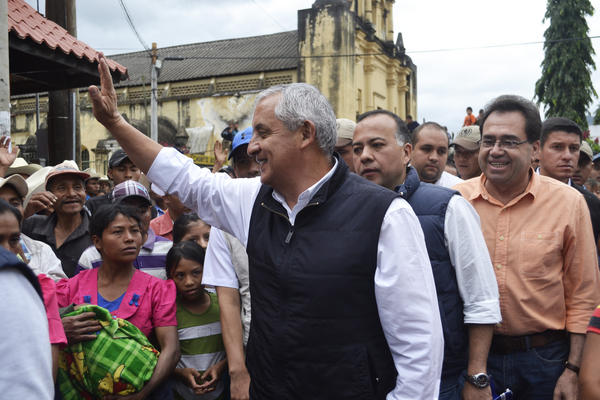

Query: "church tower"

xmin=298 ymin=0 xmax=417 ymax=120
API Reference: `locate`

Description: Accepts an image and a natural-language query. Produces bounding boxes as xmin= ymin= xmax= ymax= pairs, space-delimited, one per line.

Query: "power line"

xmin=409 ymin=34 xmax=600 ymax=54
xmin=115 ymin=33 xmax=600 ymax=60
xmin=250 ymin=0 xmax=288 ymax=31
xmin=118 ymin=0 xmax=150 ymax=53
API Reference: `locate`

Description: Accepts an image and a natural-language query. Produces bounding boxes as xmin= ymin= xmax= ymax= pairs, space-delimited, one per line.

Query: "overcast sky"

xmin=27 ymin=0 xmax=600 ymax=133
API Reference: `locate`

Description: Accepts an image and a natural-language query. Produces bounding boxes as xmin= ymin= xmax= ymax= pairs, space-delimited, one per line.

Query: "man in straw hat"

xmin=22 ymin=162 xmax=91 ymax=277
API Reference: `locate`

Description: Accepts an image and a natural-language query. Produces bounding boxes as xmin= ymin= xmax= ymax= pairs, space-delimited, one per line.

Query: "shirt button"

xmin=499 ymin=235 xmax=504 ymax=241
xmin=496 ymin=264 xmax=502 ymax=269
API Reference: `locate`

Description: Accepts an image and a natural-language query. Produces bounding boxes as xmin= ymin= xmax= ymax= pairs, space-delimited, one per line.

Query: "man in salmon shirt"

xmin=454 ymin=94 xmax=600 ymax=399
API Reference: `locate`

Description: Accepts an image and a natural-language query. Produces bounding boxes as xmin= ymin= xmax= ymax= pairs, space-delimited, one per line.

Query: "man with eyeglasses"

xmin=536 ymin=117 xmax=600 ymax=253
xmin=454 ymin=95 xmax=600 ymax=399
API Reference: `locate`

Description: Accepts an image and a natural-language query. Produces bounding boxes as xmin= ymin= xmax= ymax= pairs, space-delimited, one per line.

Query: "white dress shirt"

xmin=435 ymin=171 xmax=463 ymax=188
xmin=444 ymin=195 xmax=501 ymax=323
xmin=148 ymin=147 xmax=444 ymax=400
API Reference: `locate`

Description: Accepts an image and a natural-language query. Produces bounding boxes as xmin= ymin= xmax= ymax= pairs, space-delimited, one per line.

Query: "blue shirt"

xmin=98 ymin=292 xmax=126 ymax=313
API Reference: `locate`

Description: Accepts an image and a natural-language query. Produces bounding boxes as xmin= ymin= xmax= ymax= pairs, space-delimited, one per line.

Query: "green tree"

xmin=594 ymin=104 xmax=600 ymax=125
xmin=535 ymin=0 xmax=596 ymax=129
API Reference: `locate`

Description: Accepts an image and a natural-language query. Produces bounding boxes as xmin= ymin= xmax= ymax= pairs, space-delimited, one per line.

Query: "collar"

xmin=79 ymin=268 xmax=152 ymax=320
xmin=471 ymin=168 xmax=539 ymax=204
xmin=37 ymin=210 xmax=90 ymax=244
xmin=271 ymin=157 xmax=339 ymax=222
xmin=395 ymin=166 xmax=420 ymax=198
xmin=535 ymin=167 xmax=572 ymax=186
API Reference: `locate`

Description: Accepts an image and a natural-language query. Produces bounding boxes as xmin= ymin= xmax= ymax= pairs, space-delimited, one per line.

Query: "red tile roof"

xmin=8 ymin=0 xmax=127 ymax=78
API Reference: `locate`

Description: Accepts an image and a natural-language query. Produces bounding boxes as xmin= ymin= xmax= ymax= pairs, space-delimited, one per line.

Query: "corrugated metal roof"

xmin=8 ymin=0 xmax=127 ymax=78
xmin=110 ymin=31 xmax=299 ymax=87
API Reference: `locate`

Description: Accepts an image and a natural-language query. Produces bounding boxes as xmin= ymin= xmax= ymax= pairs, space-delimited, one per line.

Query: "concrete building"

xmin=10 ymin=0 xmax=416 ymax=173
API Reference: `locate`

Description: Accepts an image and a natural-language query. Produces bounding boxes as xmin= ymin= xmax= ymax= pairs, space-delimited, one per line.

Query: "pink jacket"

xmin=38 ymin=274 xmax=68 ymax=345
xmin=56 ymin=268 xmax=176 ymax=337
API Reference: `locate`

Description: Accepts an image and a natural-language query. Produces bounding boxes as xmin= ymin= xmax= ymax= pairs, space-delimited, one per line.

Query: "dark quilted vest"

xmin=397 ymin=167 xmax=467 ymax=379
xmin=246 ymin=160 xmax=398 ymax=399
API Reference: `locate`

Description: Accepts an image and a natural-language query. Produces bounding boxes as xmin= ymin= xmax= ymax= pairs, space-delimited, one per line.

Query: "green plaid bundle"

xmin=57 ymin=305 xmax=159 ymax=399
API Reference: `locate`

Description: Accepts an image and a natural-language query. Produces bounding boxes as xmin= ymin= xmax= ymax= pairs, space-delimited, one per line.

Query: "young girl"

xmin=166 ymin=241 xmax=227 ymax=400
xmin=173 ymin=213 xmax=211 ymax=249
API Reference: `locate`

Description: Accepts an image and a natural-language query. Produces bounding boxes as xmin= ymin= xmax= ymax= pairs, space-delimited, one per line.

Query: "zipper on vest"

xmin=284 ymin=229 xmax=294 ymax=244
xmin=260 ymin=202 xmax=291 ymax=224
xmin=261 ymin=202 xmax=294 ymax=245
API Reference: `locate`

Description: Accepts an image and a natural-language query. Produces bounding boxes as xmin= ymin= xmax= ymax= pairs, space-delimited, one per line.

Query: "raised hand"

xmin=24 ymin=191 xmax=57 ymax=218
xmin=88 ymin=55 xmax=123 ymax=130
xmin=0 ymin=136 xmax=18 ymax=176
xmin=212 ymin=140 xmax=228 ymax=173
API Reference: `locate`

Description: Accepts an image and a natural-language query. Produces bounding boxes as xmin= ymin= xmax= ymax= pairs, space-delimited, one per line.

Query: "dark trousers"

xmin=438 ymin=373 xmax=465 ymax=400
xmin=487 ymin=339 xmax=569 ymax=400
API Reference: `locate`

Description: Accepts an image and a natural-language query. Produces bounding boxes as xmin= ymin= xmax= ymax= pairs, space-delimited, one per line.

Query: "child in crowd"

xmin=167 ymin=241 xmax=227 ymax=400
xmin=173 ymin=213 xmax=211 ymax=249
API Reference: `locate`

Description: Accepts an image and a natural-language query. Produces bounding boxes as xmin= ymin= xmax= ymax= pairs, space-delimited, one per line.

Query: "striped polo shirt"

xmin=75 ymin=229 xmax=172 ymax=279
xmin=175 ymin=291 xmax=225 ymax=400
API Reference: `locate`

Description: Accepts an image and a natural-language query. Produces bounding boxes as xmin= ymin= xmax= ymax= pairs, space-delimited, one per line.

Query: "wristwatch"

xmin=565 ymin=361 xmax=580 ymax=375
xmin=466 ymin=373 xmax=490 ymax=389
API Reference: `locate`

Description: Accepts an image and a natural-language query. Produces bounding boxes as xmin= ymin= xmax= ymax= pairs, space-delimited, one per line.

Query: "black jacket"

xmin=572 ymin=183 xmax=600 ymax=246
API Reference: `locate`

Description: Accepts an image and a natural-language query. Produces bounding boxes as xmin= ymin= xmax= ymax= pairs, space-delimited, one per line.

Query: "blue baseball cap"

xmin=229 ymin=127 xmax=253 ymax=160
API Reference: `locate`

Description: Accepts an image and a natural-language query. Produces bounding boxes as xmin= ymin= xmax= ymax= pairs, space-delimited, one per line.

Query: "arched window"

xmin=81 ymin=148 xmax=90 ymax=170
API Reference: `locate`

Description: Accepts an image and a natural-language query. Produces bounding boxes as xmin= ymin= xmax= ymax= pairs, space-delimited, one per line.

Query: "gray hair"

xmin=255 ymin=83 xmax=337 ymax=155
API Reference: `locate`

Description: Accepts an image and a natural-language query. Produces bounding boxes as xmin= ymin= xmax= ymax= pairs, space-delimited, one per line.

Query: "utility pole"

xmin=45 ymin=0 xmax=77 ymax=165
xmin=150 ymin=42 xmax=158 ymax=142
xmin=0 ymin=0 xmax=10 ymax=141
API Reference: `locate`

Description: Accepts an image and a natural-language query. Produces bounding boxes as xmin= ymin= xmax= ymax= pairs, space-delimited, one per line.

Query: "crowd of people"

xmin=2 ymin=55 xmax=600 ymax=400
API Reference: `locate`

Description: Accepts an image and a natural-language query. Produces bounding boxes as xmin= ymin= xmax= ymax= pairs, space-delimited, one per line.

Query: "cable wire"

xmin=118 ymin=0 xmax=151 ymax=53
xmin=116 ymin=33 xmax=600 ymax=60
xmin=250 ymin=0 xmax=288 ymax=31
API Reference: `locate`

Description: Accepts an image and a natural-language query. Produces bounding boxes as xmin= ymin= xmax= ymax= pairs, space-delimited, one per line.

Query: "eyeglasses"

xmin=481 ymin=138 xmax=529 ymax=149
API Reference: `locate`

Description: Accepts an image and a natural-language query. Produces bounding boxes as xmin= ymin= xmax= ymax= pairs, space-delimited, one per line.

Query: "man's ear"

xmin=531 ymin=140 xmax=540 ymax=157
xmin=107 ymin=168 xmax=113 ymax=180
xmin=299 ymin=120 xmax=317 ymax=149
xmin=403 ymin=143 xmax=413 ymax=167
